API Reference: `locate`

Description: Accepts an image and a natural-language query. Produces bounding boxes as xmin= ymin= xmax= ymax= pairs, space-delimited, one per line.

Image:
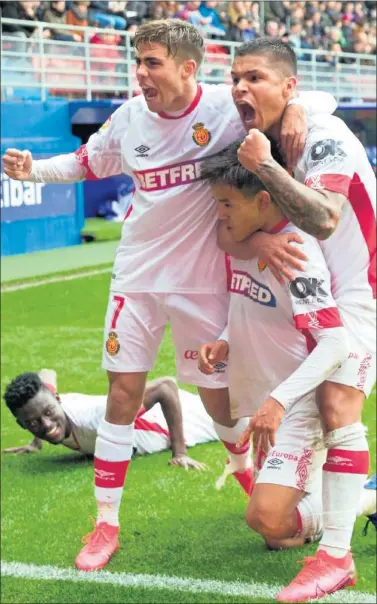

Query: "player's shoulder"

xmin=280 ymin=222 xmax=324 ymax=260
xmin=110 ymin=94 xmax=147 ymax=123
xmin=306 ymin=114 xmax=355 ymax=146
xmin=200 ymin=83 xmax=239 ymax=119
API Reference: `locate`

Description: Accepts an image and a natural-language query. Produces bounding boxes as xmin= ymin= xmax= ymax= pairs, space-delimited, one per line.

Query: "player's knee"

xmin=107 ymin=376 xmax=144 ymax=423
xmin=245 ymin=503 xmax=290 ymax=540
xmin=316 ymin=382 xmax=363 ymax=431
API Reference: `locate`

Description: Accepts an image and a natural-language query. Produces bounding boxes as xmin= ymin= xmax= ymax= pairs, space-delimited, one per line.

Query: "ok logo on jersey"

xmin=289 ymin=277 xmax=328 ymax=300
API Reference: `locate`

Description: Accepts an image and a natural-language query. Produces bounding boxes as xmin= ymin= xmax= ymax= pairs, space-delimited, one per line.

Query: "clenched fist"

xmin=3 ymin=148 xmax=33 ymax=181
xmin=237 ymin=129 xmax=273 ymax=174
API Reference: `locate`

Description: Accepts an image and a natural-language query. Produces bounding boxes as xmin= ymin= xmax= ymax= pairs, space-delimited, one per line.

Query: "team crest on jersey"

xmin=257 ymin=259 xmax=267 ymax=272
xmin=192 ymin=122 xmax=211 ymax=147
xmin=100 ymin=116 xmax=112 ymax=132
xmin=106 ymin=331 xmax=120 ymax=356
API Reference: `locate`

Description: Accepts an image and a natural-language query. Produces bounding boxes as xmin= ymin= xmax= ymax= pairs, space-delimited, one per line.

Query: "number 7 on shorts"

xmin=111 ymin=295 xmax=125 ymax=329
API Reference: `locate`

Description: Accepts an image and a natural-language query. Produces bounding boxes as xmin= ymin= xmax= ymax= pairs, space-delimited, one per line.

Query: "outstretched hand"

xmin=169 ymin=455 xmax=207 ymax=471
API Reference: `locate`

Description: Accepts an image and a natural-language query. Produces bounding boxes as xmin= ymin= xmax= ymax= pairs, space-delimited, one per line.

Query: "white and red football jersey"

xmin=60 ymin=388 xmax=218 ymax=455
xmin=75 ymin=87 xmax=336 ymax=294
xmin=227 ymin=221 xmax=344 ymax=419
xmin=76 ymin=84 xmax=245 ymax=294
xmin=295 ymin=114 xmax=376 ymax=305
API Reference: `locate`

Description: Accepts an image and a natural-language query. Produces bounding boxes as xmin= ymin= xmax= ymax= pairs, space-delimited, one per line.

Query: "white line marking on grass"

xmin=1 ymin=561 xmax=376 ymax=603
xmin=1 ymin=268 xmax=111 ymax=293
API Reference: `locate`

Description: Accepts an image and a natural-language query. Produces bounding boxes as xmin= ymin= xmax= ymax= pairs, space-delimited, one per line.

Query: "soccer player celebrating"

xmin=199 ymin=139 xmax=376 ymax=601
xmin=201 ymin=38 xmax=375 ymax=602
xmin=3 ymin=20 xmax=337 ymax=571
xmin=2 ymin=369 xmax=216 ymax=468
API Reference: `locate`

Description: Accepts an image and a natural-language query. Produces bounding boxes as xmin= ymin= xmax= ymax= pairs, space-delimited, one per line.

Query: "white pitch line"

xmin=1 ymin=561 xmax=376 ymax=603
xmin=1 ymin=268 xmax=111 ymax=293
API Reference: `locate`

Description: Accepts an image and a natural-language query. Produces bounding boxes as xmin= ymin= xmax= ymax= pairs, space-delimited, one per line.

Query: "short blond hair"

xmin=132 ymin=19 xmax=205 ymax=70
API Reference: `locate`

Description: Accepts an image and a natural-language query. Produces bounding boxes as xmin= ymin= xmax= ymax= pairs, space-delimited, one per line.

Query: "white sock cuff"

xmin=213 ymin=418 xmax=249 ymax=443
xmin=97 ymin=419 xmax=134 ymax=446
xmin=325 ymin=422 xmax=367 ymax=449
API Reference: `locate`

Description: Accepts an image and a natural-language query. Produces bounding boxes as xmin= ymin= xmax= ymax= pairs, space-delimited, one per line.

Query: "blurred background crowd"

xmin=1 ymin=0 xmax=376 ymax=61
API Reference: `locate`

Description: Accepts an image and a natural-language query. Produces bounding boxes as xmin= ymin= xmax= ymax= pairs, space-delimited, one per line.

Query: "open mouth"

xmin=237 ymin=103 xmax=256 ymax=128
xmin=142 ymin=87 xmax=158 ymax=101
xmin=45 ymin=426 xmax=61 ymax=441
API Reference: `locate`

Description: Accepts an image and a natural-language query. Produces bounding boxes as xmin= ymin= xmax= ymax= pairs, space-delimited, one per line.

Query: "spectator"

xmin=176 ymin=1 xmax=212 ymax=29
xmin=125 ymin=1 xmax=148 ymax=25
xmin=310 ymin=11 xmax=326 ymax=42
xmin=199 ymin=1 xmax=226 ymax=37
xmin=66 ymin=0 xmax=90 ymax=41
xmin=326 ymin=24 xmax=347 ymax=48
xmin=2 ymin=1 xmax=50 ymax=38
xmin=228 ymin=15 xmax=257 ymax=42
xmin=227 ymin=1 xmax=247 ymax=27
xmin=44 ymin=0 xmax=82 ymax=41
xmin=326 ymin=41 xmax=344 ymax=69
xmin=265 ymin=19 xmax=279 ymax=37
xmin=90 ymin=26 xmax=121 ymax=85
xmin=288 ymin=20 xmax=313 ymax=59
xmin=263 ymin=1 xmax=289 ymax=24
xmin=89 ymin=1 xmax=127 ymax=29
xmin=353 ymin=1 xmax=366 ymax=24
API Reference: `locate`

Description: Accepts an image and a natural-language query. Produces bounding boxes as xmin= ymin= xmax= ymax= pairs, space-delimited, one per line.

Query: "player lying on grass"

xmin=2 ymin=20 xmax=339 ymax=573
xmin=2 ymin=369 xmax=217 ymax=470
xmin=199 ymin=137 xmax=376 ymax=602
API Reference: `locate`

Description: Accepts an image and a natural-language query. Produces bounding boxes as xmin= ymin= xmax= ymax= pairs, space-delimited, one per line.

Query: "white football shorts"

xmin=102 ymin=291 xmax=229 ymax=388
xmin=256 ymin=393 xmax=326 ymax=493
xmin=326 ymin=304 xmax=376 ymax=397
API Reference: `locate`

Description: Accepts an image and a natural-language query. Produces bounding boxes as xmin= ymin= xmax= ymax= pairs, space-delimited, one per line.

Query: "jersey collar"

xmin=158 ymin=85 xmax=202 ymax=120
xmin=267 ymin=218 xmax=290 ymax=234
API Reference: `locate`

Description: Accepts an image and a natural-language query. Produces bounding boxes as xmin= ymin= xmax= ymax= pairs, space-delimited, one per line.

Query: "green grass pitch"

xmin=1 ymin=270 xmax=376 ymax=603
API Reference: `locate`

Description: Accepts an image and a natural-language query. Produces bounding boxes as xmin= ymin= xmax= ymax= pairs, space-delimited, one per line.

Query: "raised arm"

xmin=143 ymin=378 xmax=206 ymax=470
xmin=3 ymin=103 xmax=129 ymax=184
xmin=238 ymin=130 xmax=347 ymax=240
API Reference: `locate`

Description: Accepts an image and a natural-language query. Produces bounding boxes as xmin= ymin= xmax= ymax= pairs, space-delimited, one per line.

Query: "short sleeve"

xmin=74 ymin=101 xmax=131 ymax=180
xmin=301 ymin=117 xmax=356 ymax=197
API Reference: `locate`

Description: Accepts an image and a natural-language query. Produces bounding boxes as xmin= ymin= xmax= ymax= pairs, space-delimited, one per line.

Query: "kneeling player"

xmin=199 ymin=141 xmax=376 ymax=600
xmin=3 ymin=369 xmax=218 ymax=470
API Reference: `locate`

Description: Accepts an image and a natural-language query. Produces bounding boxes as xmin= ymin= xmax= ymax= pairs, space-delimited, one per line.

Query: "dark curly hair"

xmin=3 ymin=372 xmax=43 ymax=416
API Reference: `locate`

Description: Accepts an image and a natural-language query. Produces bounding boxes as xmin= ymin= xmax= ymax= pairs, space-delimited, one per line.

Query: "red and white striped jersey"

xmin=227 ymin=221 xmax=344 ymax=418
xmin=295 ymin=114 xmax=376 ymax=305
xmin=60 ymin=388 xmax=218 ymax=455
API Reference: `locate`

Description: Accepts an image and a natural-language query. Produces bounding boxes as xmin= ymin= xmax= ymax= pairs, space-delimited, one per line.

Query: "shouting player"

xmin=3 ymin=20 xmax=337 ymax=572
xmin=204 ymin=38 xmax=375 ymax=602
xmin=2 ymin=369 xmax=217 ymax=469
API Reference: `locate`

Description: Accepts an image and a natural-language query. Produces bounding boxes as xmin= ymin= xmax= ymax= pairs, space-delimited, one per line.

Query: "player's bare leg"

xmin=75 ymin=371 xmax=147 ymax=572
xmin=277 ymin=382 xmax=366 ymax=602
xmin=198 ymin=387 xmax=254 ymax=495
xmin=246 ymin=483 xmax=322 ymax=550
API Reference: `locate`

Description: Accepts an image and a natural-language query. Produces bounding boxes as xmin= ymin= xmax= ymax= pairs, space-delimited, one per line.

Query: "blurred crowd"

xmin=1 ymin=0 xmax=376 ymax=60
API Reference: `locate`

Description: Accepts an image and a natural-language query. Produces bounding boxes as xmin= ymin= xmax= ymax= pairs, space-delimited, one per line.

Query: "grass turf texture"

xmin=1 ymin=272 xmax=376 ymax=604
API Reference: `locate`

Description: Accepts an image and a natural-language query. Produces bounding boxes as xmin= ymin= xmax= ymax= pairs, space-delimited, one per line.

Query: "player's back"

xmin=295 ymin=114 xmax=376 ymax=306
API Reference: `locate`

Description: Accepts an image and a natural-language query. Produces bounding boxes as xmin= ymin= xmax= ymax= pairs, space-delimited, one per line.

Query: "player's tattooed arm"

xmin=238 ymin=130 xmax=347 ymax=240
